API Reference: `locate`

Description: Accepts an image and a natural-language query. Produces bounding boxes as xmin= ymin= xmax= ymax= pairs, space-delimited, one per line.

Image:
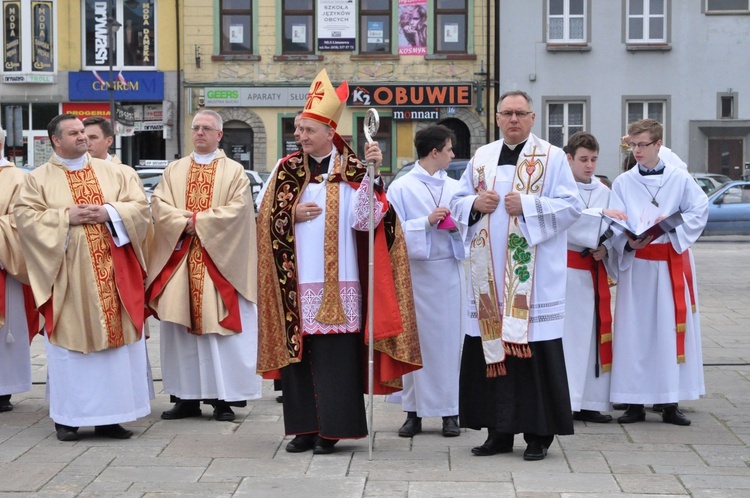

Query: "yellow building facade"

xmin=182 ymin=0 xmax=494 ymax=177
xmin=0 ymin=0 xmax=179 ymax=166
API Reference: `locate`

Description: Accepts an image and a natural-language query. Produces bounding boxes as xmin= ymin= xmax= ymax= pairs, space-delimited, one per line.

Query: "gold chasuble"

xmin=256 ymin=136 xmax=422 ymax=393
xmin=146 ymin=151 xmax=257 ymax=336
xmin=14 ymin=155 xmax=150 ymax=354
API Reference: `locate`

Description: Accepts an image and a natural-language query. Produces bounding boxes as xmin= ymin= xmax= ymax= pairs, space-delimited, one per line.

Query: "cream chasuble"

xmin=14 ymin=154 xmax=150 ymax=354
xmin=147 ymin=150 xmax=257 ymax=334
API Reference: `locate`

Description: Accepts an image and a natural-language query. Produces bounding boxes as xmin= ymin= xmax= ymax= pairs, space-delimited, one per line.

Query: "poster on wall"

xmin=31 ymin=1 xmax=53 ymax=71
xmin=84 ymin=0 xmax=155 ymax=68
xmin=398 ymin=0 xmax=427 ymax=55
xmin=317 ymin=0 xmax=355 ymax=51
xmin=3 ymin=1 xmax=22 ymax=72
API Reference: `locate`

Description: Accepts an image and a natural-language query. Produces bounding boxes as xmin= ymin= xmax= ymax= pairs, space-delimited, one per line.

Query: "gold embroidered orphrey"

xmin=502 ymin=144 xmax=549 ymax=356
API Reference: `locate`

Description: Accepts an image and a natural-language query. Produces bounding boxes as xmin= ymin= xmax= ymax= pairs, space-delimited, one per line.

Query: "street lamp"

xmin=106 ymin=8 xmax=121 ymax=150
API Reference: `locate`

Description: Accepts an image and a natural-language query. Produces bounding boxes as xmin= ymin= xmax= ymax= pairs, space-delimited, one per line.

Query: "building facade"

xmin=1 ymin=0 xmax=180 ymax=167
xmin=182 ymin=0 xmax=494 ymax=177
xmin=497 ymin=0 xmax=750 ymax=180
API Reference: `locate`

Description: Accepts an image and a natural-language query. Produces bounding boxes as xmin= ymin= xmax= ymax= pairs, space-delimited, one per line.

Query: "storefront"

xmin=68 ymin=70 xmax=172 ymax=166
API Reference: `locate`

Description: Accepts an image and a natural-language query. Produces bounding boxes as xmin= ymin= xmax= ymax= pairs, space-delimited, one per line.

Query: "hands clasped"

xmin=69 ymin=204 xmax=110 ymax=225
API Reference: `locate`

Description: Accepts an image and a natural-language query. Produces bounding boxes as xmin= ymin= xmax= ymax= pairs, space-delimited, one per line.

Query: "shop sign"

xmin=62 ymin=102 xmax=111 ymax=119
xmin=68 ymin=71 xmax=164 ymax=101
xmin=83 ymin=0 xmax=155 ymax=68
xmin=348 ymin=84 xmax=472 ymax=107
xmin=204 ymin=87 xmax=309 ymax=107
xmin=31 ymin=1 xmax=53 ymax=71
xmin=392 ymin=107 xmax=440 ymax=121
xmin=3 ymin=1 xmax=22 ymax=72
xmin=3 ymin=74 xmax=53 ymax=83
xmin=317 ymin=0 xmax=355 ymax=51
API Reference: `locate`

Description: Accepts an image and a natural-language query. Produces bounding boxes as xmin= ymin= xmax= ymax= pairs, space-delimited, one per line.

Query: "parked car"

xmin=389 ymin=159 xmax=470 ymax=187
xmin=692 ymin=173 xmax=731 ymax=195
xmin=595 ymin=174 xmax=612 ymax=188
xmin=703 ymin=180 xmax=750 ymax=236
xmin=137 ymin=168 xmax=164 ymax=202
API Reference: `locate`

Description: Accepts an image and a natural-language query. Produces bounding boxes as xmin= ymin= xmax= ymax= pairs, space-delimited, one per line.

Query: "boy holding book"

xmin=608 ymin=119 xmax=707 ymax=426
xmin=562 ymin=132 xmax=623 ymax=423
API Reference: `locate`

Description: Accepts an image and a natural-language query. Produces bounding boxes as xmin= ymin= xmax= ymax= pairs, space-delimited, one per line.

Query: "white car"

xmin=136 ymin=168 xmax=164 ymax=202
xmin=245 ymin=170 xmax=264 ymax=207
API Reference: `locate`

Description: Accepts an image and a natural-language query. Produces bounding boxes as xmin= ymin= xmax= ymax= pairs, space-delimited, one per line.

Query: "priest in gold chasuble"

xmin=257 ymin=69 xmax=421 ymax=455
xmin=0 ymin=127 xmax=39 ymax=413
xmin=147 ymin=110 xmax=262 ymax=422
xmin=14 ymin=114 xmax=152 ymax=441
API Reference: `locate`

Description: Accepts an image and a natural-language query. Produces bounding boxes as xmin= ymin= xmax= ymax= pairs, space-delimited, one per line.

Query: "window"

xmin=2 ymin=0 xmax=56 ymax=74
xmin=626 ymin=0 xmax=666 ymax=43
xmin=280 ymin=115 xmax=301 ymax=156
xmin=220 ymin=0 xmax=252 ymax=54
xmin=435 ymin=0 xmax=467 ymax=54
xmin=546 ymin=102 xmax=585 ymax=148
xmin=282 ymin=0 xmax=314 ymax=54
xmin=83 ymin=0 xmax=156 ymax=69
xmin=705 ymin=0 xmax=750 ymax=13
xmin=356 ymin=115 xmax=392 ymax=172
xmin=360 ymin=0 xmax=391 ymax=53
xmin=548 ymin=0 xmax=586 ymax=43
xmin=627 ymin=100 xmax=664 ymax=124
xmin=718 ymin=93 xmax=737 ymax=119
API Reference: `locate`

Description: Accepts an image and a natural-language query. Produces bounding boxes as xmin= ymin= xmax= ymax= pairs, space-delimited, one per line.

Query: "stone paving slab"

xmin=0 ymin=236 xmax=748 ymax=496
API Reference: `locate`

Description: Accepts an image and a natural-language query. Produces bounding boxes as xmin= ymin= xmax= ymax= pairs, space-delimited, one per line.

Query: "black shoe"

xmin=161 ymin=400 xmax=202 ymax=420
xmin=523 ymin=439 xmax=548 ymax=461
xmin=398 ymin=413 xmax=422 ymax=437
xmin=285 ymin=434 xmax=317 ymax=453
xmin=213 ymin=402 xmax=235 ymax=422
xmin=0 ymin=394 xmax=12 ymax=412
xmin=661 ymin=405 xmax=691 ymax=426
xmin=617 ymin=404 xmax=646 ymax=424
xmin=312 ymin=436 xmax=339 ymax=455
xmin=651 ymin=403 xmax=666 ymax=413
xmin=276 ymin=395 xmax=284 ymax=403
xmin=471 ymin=430 xmax=513 ymax=456
xmin=612 ymin=403 xmax=628 ymax=410
xmin=573 ymin=410 xmax=613 ymax=423
xmin=55 ymin=423 xmax=79 ymax=442
xmin=442 ymin=416 xmax=460 ymax=437
xmin=94 ymin=424 xmax=134 ymax=439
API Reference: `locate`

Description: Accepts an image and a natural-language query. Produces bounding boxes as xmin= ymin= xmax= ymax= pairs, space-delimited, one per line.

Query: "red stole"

xmin=567 ymin=250 xmax=613 ymax=373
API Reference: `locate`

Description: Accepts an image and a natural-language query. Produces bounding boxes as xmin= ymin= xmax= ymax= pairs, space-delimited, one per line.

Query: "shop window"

xmin=282 ymin=0 xmax=314 ymax=54
xmin=220 ymin=0 xmax=253 ymax=54
xmin=435 ymin=0 xmax=467 ymax=54
xmin=626 ymin=0 xmax=667 ymax=44
xmin=356 ymin=115 xmax=392 ymax=173
xmin=360 ymin=0 xmax=391 ymax=54
xmin=545 ymin=101 xmax=585 ymax=148
xmin=1 ymin=0 xmax=55 ymax=74
xmin=280 ymin=116 xmax=301 ymax=157
xmin=83 ymin=0 xmax=156 ymax=70
xmin=547 ymin=0 xmax=587 ymax=44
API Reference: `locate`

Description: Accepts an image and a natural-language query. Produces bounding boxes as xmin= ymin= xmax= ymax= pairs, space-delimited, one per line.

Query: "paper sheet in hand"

xmin=605 ymin=210 xmax=684 ymax=240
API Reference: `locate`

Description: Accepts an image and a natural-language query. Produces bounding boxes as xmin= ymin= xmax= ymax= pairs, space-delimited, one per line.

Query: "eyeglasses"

xmin=627 ymin=140 xmax=656 ymax=149
xmin=191 ymin=125 xmax=218 ymax=133
xmin=497 ymin=110 xmax=532 ymax=118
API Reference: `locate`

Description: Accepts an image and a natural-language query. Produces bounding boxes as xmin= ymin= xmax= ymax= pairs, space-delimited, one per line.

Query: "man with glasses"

xmin=452 ymin=90 xmax=581 ymax=461
xmin=147 ymin=110 xmax=262 ymax=422
xmin=608 ymin=119 xmax=707 ymax=426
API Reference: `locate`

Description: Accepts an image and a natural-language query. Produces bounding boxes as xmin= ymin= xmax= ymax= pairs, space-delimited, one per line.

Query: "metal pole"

xmin=108 ymin=0 xmax=117 ymax=150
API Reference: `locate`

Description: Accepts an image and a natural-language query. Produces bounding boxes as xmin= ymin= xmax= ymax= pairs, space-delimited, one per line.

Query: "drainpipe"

xmin=174 ymin=0 xmax=182 ymax=158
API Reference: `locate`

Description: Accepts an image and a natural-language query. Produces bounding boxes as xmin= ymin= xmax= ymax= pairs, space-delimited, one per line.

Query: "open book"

xmin=604 ymin=210 xmax=684 ymax=240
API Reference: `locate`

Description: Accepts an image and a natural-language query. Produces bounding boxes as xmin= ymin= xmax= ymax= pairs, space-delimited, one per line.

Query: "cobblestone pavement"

xmin=0 ymin=236 xmax=749 ymax=497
